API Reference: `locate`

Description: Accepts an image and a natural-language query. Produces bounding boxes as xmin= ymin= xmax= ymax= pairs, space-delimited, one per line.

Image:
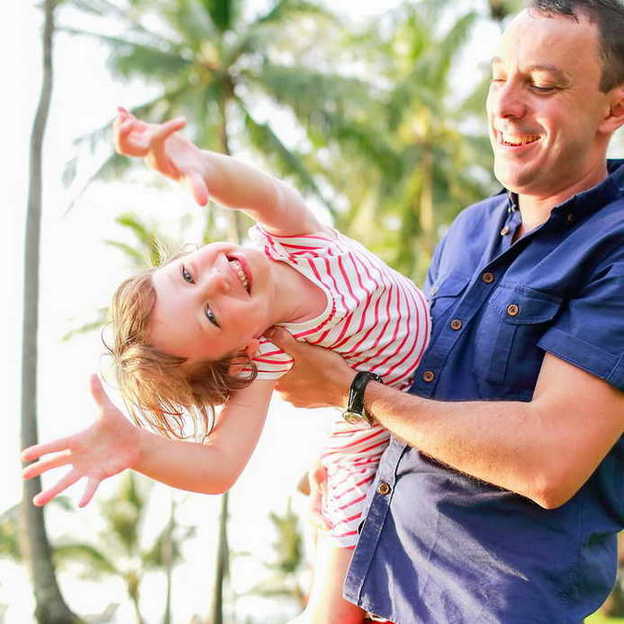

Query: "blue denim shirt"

xmin=345 ymin=160 xmax=624 ymax=624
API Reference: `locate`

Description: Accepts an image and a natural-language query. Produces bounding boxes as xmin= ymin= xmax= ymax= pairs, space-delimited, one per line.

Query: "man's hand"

xmin=114 ymin=107 xmax=209 ymax=205
xmin=266 ymin=328 xmax=356 ymax=409
xmin=21 ymin=375 xmax=141 ymax=508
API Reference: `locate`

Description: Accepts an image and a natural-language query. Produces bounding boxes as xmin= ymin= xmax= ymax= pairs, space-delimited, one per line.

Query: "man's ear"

xmin=228 ymin=338 xmax=261 ymax=376
xmin=601 ymin=85 xmax=624 ymax=134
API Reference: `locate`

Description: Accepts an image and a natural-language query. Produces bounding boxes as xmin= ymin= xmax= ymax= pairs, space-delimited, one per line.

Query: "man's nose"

xmin=489 ymin=80 xmax=528 ymax=120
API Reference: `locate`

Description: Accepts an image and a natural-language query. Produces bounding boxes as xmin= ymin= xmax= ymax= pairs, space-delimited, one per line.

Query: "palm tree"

xmin=21 ymin=0 xmax=83 ymax=621
xmin=59 ymin=0 xmax=378 ymax=235
xmin=52 ymin=474 xmax=195 ymax=624
xmin=487 ymin=0 xmax=521 ymax=25
xmin=244 ymin=499 xmax=307 ymax=611
xmin=317 ymin=1 xmax=496 ymax=282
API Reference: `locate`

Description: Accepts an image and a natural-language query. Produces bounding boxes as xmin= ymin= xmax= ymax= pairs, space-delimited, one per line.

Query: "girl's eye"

xmin=181 ymin=264 xmax=194 ymax=283
xmin=205 ymin=305 xmax=220 ymax=328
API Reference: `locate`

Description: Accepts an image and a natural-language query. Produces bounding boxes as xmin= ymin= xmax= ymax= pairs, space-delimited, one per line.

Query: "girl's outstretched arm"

xmin=114 ymin=108 xmax=325 ymax=237
xmin=22 ymin=374 xmax=275 ymax=506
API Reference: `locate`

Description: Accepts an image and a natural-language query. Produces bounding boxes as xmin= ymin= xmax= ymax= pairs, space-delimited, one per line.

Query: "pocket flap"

xmin=501 ymin=291 xmax=562 ymax=325
xmin=430 ymin=274 xmax=470 ymax=299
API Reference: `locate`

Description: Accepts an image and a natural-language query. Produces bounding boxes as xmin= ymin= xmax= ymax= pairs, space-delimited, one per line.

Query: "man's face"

xmin=149 ymin=242 xmax=274 ymax=363
xmin=486 ymin=9 xmax=612 ymax=201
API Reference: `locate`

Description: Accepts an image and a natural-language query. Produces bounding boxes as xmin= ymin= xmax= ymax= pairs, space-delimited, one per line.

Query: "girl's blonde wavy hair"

xmin=106 ymin=254 xmax=257 ymax=440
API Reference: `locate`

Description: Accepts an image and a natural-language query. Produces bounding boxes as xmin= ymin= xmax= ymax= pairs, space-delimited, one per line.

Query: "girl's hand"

xmin=114 ymin=107 xmax=209 ymax=205
xmin=21 ymin=375 xmax=142 ymax=508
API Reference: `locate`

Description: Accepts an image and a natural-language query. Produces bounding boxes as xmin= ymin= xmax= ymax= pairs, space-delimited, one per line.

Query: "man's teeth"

xmin=230 ymin=259 xmax=249 ymax=292
xmin=501 ymin=134 xmax=540 ymax=146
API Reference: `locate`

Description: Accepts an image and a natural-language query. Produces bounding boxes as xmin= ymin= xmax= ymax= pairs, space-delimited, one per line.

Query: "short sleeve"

xmin=539 ymin=259 xmax=624 ymax=391
xmin=251 ymin=337 xmax=294 ymax=380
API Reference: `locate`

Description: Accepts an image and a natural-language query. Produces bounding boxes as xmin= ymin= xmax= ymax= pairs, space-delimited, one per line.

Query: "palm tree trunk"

xmin=21 ymin=2 xmax=82 ymax=622
xmin=162 ymin=497 xmax=175 ymax=624
xmin=208 ymin=91 xmax=236 ymax=624
xmin=218 ymin=93 xmax=245 ymax=242
xmin=210 ymin=492 xmax=229 ymax=624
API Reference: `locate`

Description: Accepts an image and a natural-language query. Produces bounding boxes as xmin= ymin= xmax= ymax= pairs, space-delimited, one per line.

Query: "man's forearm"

xmin=365 ymin=384 xmax=552 ymax=504
xmin=363 ymin=354 xmax=624 ymax=509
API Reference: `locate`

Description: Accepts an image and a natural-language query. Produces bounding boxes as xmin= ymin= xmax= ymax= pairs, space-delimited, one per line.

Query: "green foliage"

xmin=243 ymin=499 xmax=307 ymax=608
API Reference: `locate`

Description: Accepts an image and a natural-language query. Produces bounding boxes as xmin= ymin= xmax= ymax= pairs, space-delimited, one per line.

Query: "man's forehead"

xmin=494 ymin=8 xmax=601 ymax=74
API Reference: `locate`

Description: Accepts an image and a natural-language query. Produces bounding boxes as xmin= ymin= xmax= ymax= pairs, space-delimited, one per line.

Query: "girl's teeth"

xmin=231 ymin=259 xmax=249 ymax=291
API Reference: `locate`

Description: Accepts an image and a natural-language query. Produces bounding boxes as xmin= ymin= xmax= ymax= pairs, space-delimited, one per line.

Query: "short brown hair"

xmin=526 ymin=0 xmax=624 ymax=92
xmin=106 ymin=259 xmax=257 ymax=440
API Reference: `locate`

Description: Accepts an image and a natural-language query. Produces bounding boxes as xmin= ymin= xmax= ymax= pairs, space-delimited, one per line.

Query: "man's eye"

xmin=531 ymin=84 xmax=555 ymax=93
xmin=181 ymin=264 xmax=194 ymax=284
xmin=205 ymin=305 xmax=220 ymax=328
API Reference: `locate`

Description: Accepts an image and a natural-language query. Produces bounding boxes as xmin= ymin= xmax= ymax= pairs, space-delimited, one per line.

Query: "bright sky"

xmin=2 ymin=1 xmax=502 ymax=621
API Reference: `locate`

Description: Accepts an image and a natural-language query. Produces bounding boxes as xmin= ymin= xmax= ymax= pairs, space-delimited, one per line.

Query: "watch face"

xmin=343 ymin=410 xmax=364 ymax=425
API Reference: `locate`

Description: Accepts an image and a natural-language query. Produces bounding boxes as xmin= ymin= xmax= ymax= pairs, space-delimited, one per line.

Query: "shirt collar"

xmin=500 ymin=159 xmax=624 ymax=216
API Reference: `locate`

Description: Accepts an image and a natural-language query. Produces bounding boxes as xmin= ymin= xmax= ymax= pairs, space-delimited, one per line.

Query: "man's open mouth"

xmin=499 ymin=132 xmax=541 ymax=147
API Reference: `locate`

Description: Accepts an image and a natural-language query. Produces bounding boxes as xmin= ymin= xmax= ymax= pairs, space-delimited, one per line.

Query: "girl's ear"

xmin=228 ymin=339 xmax=261 ymax=376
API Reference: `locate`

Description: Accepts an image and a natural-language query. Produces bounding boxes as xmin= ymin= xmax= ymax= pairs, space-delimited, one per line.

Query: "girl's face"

xmin=149 ymin=242 xmax=275 ymax=363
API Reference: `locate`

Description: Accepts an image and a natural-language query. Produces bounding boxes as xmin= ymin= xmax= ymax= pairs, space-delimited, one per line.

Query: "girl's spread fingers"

xmin=33 ymin=469 xmax=81 ymax=507
xmin=22 ymin=453 xmax=72 ymax=479
xmin=90 ymin=374 xmax=114 ymax=410
xmin=151 ymin=117 xmax=186 ymax=144
xmin=21 ymin=438 xmax=72 ymax=463
xmin=78 ymin=478 xmax=100 ymax=508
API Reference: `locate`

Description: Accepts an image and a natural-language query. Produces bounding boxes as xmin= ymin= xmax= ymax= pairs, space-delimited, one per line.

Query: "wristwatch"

xmin=342 ymin=371 xmax=383 ymax=426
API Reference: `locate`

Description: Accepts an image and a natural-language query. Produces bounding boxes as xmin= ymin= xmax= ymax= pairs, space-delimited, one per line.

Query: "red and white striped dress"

xmin=249 ymin=226 xmax=430 ymax=548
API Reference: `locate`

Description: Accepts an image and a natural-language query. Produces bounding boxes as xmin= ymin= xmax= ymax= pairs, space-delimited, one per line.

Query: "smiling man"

xmin=270 ymin=1 xmax=624 ymax=622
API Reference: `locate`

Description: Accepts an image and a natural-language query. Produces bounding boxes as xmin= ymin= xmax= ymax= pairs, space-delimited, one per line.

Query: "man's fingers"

xmin=21 ymin=438 xmax=72 ymax=463
xmin=22 ymin=453 xmax=72 ymax=480
xmin=78 ymin=478 xmax=101 ymax=508
xmin=32 ymin=469 xmax=81 ymax=507
xmin=264 ymin=327 xmax=299 ymax=354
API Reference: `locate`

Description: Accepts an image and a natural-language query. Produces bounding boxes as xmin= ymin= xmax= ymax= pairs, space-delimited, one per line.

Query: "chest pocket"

xmin=473 ymin=286 xmax=562 ymax=389
xmin=429 ymin=274 xmax=470 ymax=333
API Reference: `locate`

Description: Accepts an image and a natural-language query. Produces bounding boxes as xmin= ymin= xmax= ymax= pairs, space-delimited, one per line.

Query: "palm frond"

xmin=54 ymin=543 xmax=120 ymax=576
xmin=239 ymin=103 xmax=330 ymax=211
xmin=199 ymin=0 xmax=238 ymax=33
xmin=62 ymin=307 xmax=109 ymax=341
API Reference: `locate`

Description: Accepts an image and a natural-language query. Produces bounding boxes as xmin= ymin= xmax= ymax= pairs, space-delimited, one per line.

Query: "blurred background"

xmin=3 ymin=0 xmax=623 ymax=622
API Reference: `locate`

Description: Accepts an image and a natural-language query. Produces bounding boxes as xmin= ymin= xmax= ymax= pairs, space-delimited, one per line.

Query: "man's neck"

xmin=515 ymin=162 xmax=609 ymax=239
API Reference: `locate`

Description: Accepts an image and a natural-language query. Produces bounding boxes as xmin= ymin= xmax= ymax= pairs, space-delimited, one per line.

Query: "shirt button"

xmin=450 ymin=319 xmax=463 ymax=331
xmin=422 ymin=370 xmax=435 ymax=383
xmin=500 ymin=226 xmax=510 ymax=236
xmin=377 ymin=482 xmax=391 ymax=496
xmin=567 ymin=213 xmax=575 ymax=224
xmin=506 ymin=303 xmax=520 ymax=317
xmin=482 ymin=272 xmax=495 ymax=284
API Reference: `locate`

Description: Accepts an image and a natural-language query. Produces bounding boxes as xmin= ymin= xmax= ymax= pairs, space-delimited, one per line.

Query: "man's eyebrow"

xmin=490 ymin=57 xmax=571 ymax=82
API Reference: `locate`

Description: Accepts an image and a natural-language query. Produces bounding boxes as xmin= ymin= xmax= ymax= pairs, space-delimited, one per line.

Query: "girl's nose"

xmin=204 ymin=264 xmax=232 ymax=295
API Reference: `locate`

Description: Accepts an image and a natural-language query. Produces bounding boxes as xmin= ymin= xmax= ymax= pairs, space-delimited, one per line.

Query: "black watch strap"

xmin=343 ymin=371 xmax=383 ymax=426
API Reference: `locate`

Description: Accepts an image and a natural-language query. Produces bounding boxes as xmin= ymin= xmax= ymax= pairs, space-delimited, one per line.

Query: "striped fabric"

xmin=249 ymin=226 xmax=430 ymax=547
